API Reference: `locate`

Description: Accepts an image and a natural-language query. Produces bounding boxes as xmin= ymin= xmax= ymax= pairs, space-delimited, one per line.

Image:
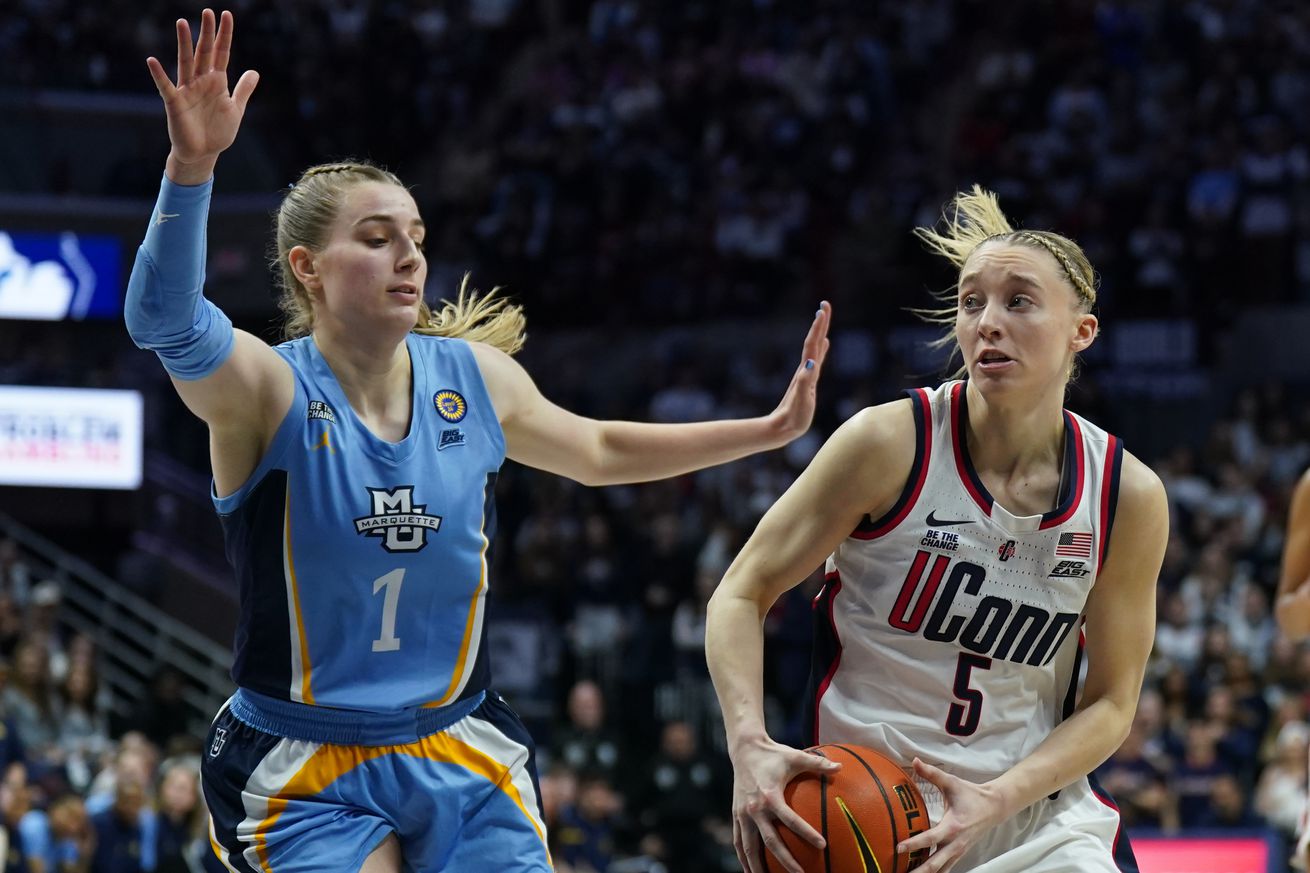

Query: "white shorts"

xmin=921 ymin=775 xmax=1133 ymax=873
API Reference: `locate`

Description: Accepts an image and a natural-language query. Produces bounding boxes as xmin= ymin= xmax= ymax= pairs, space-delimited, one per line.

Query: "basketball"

xmin=764 ymin=744 xmax=930 ymax=873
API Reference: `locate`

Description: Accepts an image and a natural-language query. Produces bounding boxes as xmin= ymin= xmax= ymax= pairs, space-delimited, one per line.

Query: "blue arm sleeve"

xmin=124 ymin=174 xmax=236 ymax=381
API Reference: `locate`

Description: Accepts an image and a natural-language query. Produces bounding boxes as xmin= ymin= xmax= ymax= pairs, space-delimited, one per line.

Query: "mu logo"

xmin=353 ymin=486 xmax=442 ymax=552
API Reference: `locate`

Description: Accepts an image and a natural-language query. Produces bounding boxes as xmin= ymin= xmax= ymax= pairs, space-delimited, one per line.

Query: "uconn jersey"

xmin=806 ymin=381 xmax=1137 ymax=872
xmin=214 ymin=334 xmax=502 ymax=712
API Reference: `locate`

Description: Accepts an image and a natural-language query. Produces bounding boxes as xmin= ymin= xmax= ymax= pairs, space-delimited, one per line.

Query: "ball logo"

xmin=433 ymin=390 xmax=467 ymax=422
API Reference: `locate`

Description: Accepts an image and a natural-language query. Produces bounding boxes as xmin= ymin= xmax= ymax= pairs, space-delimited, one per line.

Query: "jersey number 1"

xmin=372 ymin=569 xmax=405 ymax=652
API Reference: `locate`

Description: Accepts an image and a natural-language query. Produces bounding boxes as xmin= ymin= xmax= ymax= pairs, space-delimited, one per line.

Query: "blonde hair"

xmin=274 ymin=160 xmax=526 ymax=354
xmin=912 ymin=185 xmax=1097 ymax=376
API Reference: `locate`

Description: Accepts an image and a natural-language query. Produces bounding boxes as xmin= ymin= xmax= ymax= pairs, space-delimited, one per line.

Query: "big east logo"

xmin=887 ymin=550 xmax=1079 ymax=667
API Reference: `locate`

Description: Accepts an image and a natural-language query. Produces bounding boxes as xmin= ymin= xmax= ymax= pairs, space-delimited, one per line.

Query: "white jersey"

xmin=806 ymin=381 xmax=1134 ymax=872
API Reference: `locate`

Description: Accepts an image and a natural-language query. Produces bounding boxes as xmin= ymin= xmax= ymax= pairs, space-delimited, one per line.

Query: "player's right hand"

xmin=730 ymin=735 xmax=840 ymax=873
xmin=146 ymin=8 xmax=259 ymax=178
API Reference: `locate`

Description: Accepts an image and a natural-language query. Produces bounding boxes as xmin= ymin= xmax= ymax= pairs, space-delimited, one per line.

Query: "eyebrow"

xmin=353 ymin=214 xmax=426 ymax=229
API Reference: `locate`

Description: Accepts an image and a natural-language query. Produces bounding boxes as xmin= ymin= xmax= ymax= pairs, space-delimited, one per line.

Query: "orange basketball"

xmin=763 ymin=744 xmax=931 ymax=873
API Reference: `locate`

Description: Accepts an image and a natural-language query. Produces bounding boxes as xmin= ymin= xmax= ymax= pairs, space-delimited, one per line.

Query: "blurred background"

xmin=1 ymin=0 xmax=1309 ymax=871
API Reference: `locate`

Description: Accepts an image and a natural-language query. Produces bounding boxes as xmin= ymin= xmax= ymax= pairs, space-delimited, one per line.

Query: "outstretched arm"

xmin=1277 ymin=470 xmax=1310 ymax=639
xmin=469 ymin=302 xmax=831 ymax=486
xmin=126 ymin=9 xmax=293 ymax=495
xmin=899 ymin=452 xmax=1168 ymax=873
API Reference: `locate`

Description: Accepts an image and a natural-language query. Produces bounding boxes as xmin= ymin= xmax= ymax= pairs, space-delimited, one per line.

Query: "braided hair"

xmin=912 ymin=185 xmax=1097 ymax=378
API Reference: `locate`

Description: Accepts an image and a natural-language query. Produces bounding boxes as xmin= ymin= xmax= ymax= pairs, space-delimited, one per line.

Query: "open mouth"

xmin=978 ymin=351 xmax=1013 ymax=368
xmin=388 ymin=285 xmax=419 ymax=298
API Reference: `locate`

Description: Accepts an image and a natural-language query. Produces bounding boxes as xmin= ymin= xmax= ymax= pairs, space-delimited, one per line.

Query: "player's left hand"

xmin=896 ymin=758 xmax=1011 ymax=873
xmin=768 ymin=301 xmax=832 ymax=442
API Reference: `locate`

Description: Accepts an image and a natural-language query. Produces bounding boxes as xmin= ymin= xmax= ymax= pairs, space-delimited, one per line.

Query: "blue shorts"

xmin=201 ymin=689 xmax=551 ymax=873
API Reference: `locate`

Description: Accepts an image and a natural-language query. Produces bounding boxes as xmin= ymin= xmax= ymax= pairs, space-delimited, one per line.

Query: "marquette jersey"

xmin=807 ymin=381 xmax=1125 ymax=787
xmin=214 ymin=334 xmax=503 ymax=712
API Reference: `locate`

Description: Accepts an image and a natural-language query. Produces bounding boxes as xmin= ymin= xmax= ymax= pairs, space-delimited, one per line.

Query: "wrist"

xmin=165 ymin=152 xmax=218 ymax=186
xmin=727 ymin=726 xmax=771 ymax=761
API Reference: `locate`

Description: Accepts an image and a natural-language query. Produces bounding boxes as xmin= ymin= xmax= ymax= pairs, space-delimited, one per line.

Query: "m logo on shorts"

xmin=210 ymin=726 xmax=228 ymax=758
xmin=353 ymin=486 xmax=443 ymax=552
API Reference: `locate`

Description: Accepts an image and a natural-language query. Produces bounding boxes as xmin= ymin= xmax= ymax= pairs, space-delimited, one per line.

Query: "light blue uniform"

xmin=200 ymin=334 xmax=549 ymax=872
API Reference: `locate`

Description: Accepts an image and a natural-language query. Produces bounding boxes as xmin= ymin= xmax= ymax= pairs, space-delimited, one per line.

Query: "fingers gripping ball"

xmin=764 ymin=745 xmax=930 ymax=873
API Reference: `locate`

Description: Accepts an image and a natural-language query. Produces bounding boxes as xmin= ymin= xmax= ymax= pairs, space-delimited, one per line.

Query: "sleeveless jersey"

xmin=806 ymin=381 xmax=1125 ymax=787
xmin=214 ymin=334 xmax=503 ymax=712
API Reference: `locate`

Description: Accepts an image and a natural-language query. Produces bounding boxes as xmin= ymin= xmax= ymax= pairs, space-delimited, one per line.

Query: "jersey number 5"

xmin=946 ymin=653 xmax=991 ymax=736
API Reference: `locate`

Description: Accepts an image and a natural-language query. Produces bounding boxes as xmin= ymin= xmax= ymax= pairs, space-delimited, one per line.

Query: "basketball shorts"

xmin=917 ymin=772 xmax=1137 ymax=873
xmin=201 ymin=688 xmax=551 ymax=873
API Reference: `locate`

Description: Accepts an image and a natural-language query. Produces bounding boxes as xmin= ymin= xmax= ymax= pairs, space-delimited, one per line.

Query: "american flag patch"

xmin=1055 ymin=531 xmax=1093 ymax=558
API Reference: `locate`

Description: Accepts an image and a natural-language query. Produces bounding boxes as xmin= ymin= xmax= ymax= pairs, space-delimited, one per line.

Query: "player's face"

xmin=311 ymin=182 xmax=427 ymax=333
xmin=955 ymin=243 xmax=1096 ymax=394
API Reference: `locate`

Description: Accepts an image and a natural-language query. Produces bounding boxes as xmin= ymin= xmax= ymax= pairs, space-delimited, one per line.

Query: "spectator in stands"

xmin=89 ymin=772 xmax=156 ymax=873
xmin=0 ymin=542 xmax=31 ymax=609
xmin=0 ymin=764 xmax=31 ymax=873
xmin=1195 ymin=773 xmax=1263 ymax=830
xmin=154 ymin=759 xmax=203 ymax=873
xmin=57 ymin=663 xmax=110 ymax=794
xmin=2 ymin=640 xmax=61 ymax=769
xmin=1171 ymin=723 xmax=1235 ymax=829
xmin=18 ymin=792 xmax=95 ymax=873
xmin=554 ymin=772 xmax=623 ymax=873
xmin=1095 ymin=709 xmax=1177 ymax=831
xmin=553 ymin=681 xmax=624 ymax=784
xmin=1254 ymin=721 xmax=1308 ymax=840
xmin=630 ymin=720 xmax=729 ymax=873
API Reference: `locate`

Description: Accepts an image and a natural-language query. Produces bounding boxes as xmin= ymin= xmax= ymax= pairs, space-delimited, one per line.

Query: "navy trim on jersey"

xmin=950 ymin=383 xmax=1086 ymax=525
xmin=473 ymin=692 xmax=545 ymax=818
xmin=1087 ymin=771 xmax=1140 ymax=873
xmin=1096 ymin=437 xmax=1125 ymax=572
xmin=221 ymin=470 xmax=294 ymax=699
xmin=1060 ymin=627 xmax=1085 ymax=722
xmin=202 ymin=706 xmax=283 ymax=873
xmin=454 ymin=471 xmax=499 ymax=705
xmin=804 ymin=571 xmax=844 ymax=744
xmin=853 ymin=389 xmax=932 ymax=540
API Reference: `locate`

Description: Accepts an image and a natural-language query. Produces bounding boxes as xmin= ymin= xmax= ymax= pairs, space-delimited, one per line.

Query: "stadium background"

xmin=1 ymin=1 xmax=1308 ymax=870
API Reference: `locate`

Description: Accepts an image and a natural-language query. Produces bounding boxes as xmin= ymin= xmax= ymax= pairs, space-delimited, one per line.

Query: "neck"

xmin=963 ymin=380 xmax=1066 ymax=475
xmin=312 ymin=325 xmax=411 ymax=409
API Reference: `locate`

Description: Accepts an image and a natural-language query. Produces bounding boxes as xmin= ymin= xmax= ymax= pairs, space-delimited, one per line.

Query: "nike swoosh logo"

xmin=155 ymin=211 xmax=180 ymax=226
xmin=836 ymin=796 xmax=882 ymax=873
xmin=926 ymin=510 xmax=973 ymax=527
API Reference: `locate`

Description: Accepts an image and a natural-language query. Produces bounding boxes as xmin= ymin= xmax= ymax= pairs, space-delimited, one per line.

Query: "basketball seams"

xmin=829 ymin=744 xmax=903 ymax=873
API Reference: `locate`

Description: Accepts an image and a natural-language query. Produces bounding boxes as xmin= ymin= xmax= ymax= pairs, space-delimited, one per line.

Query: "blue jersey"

xmin=214 ymin=334 xmax=504 ymax=711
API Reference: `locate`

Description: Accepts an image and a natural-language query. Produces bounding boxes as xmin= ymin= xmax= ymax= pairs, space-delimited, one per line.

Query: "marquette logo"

xmin=433 ymin=390 xmax=467 ymax=422
xmin=835 ymin=796 xmax=882 ymax=872
xmin=353 ymin=486 xmax=442 ymax=552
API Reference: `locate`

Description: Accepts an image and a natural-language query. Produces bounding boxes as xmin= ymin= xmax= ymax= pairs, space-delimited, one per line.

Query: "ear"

xmin=1071 ymin=312 xmax=1098 ymax=354
xmin=288 ymin=245 xmax=320 ymax=293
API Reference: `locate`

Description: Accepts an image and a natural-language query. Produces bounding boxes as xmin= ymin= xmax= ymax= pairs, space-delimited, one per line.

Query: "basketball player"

xmin=706 ymin=188 xmax=1168 ymax=873
xmin=128 ymin=10 xmax=830 ymax=872
xmin=1276 ymin=470 xmax=1310 ymax=869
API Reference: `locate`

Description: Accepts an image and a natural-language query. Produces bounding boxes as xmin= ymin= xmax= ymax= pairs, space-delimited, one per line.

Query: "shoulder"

xmin=834 ymin=396 xmax=918 ymax=452
xmin=807 ymin=397 xmax=918 ymax=505
xmin=1294 ymin=467 xmax=1310 ymax=502
xmin=1103 ymin=450 xmax=1169 ymax=559
xmin=1116 ymin=450 xmax=1167 ymax=514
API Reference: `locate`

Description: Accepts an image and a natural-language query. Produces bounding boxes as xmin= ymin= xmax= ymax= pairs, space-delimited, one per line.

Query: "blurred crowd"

xmin=3 ymin=0 xmax=1310 ymax=871
xmin=0 ymin=540 xmax=217 ymax=873
xmin=6 ymin=0 xmax=1310 ymax=335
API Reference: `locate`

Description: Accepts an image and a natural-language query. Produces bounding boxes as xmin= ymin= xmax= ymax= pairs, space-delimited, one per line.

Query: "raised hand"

xmin=768 ymin=300 xmax=832 ymax=444
xmin=145 ymin=8 xmax=259 ymax=184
